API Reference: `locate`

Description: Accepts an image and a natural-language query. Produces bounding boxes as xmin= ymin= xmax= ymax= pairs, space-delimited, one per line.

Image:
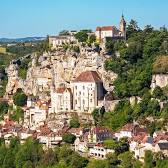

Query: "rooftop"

xmin=96 ymin=26 xmax=118 ymax=31
xmin=56 ymin=88 xmax=71 ymax=94
xmin=158 ymin=142 xmax=168 ymax=150
xmin=73 ymin=71 xmax=102 ymax=83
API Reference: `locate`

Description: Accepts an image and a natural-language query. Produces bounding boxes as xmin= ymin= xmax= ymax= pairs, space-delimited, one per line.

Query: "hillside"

xmin=0 ymin=37 xmax=45 ymax=43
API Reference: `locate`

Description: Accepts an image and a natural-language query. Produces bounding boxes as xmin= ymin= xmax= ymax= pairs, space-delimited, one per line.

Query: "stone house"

xmin=25 ymin=100 xmax=49 ymax=127
xmin=89 ymin=143 xmax=114 ymax=159
xmin=129 ymin=133 xmax=153 ymax=159
xmin=49 ymin=35 xmax=77 ymax=49
xmin=72 ymin=71 xmax=104 ymax=113
xmin=51 ymin=87 xmax=73 ymax=113
xmin=114 ymin=123 xmax=148 ymax=140
xmin=88 ymin=127 xmax=113 ymax=143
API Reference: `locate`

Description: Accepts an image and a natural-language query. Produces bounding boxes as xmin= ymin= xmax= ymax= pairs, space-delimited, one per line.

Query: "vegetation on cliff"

xmin=105 ymin=22 xmax=168 ymax=98
xmin=96 ymin=21 xmax=168 ymax=133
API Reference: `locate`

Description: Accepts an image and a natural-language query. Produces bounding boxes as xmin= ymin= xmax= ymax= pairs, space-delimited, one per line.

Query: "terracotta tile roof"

xmin=130 ymin=133 xmax=150 ymax=143
xmin=68 ymin=128 xmax=83 ymax=135
xmin=56 ymin=88 xmax=71 ymax=94
xmin=96 ymin=26 xmax=118 ymax=31
xmin=39 ymin=125 xmax=52 ymax=136
xmin=92 ymin=127 xmax=111 ymax=134
xmin=73 ymin=71 xmax=102 ymax=83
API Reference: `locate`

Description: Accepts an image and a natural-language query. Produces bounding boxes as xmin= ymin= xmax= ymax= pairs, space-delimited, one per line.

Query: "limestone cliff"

xmin=151 ymin=74 xmax=168 ymax=89
xmin=5 ymin=49 xmax=117 ymax=97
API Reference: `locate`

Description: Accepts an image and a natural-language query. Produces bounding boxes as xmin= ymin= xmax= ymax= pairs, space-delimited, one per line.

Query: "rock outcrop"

xmin=5 ymin=49 xmax=117 ymax=96
xmin=151 ymin=74 xmax=168 ymax=89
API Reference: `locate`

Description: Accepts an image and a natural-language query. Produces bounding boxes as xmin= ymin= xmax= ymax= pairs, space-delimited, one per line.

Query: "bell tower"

xmin=120 ymin=14 xmax=126 ymax=38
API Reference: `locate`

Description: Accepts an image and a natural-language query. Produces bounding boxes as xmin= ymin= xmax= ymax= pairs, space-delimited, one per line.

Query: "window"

xmin=83 ymin=86 xmax=85 ymax=89
xmin=75 ymin=100 xmax=77 ymax=105
xmin=79 ymin=91 xmax=81 ymax=95
xmin=83 ymin=100 xmax=85 ymax=105
xmin=75 ymin=86 xmax=77 ymax=89
xmin=90 ymin=99 xmax=92 ymax=103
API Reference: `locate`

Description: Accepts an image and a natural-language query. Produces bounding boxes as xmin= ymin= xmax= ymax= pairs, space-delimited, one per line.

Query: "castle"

xmin=95 ymin=15 xmax=126 ymax=43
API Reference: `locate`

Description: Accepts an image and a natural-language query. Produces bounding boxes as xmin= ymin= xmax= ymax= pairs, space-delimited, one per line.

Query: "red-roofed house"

xmin=114 ymin=123 xmax=148 ymax=140
xmin=72 ymin=71 xmax=104 ymax=112
xmin=129 ymin=133 xmax=153 ymax=159
xmin=95 ymin=15 xmax=126 ymax=43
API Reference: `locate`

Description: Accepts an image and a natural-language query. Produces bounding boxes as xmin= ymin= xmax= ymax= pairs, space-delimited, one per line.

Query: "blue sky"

xmin=0 ymin=0 xmax=167 ymax=38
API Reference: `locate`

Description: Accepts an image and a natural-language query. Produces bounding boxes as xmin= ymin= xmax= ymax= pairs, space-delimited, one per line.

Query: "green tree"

xmin=106 ymin=153 xmax=119 ymax=167
xmin=118 ymin=151 xmax=135 ymax=168
xmin=11 ymin=106 xmax=24 ymax=122
xmin=156 ymin=159 xmax=168 ymax=168
xmin=39 ymin=148 xmax=57 ymax=167
xmin=75 ymin=31 xmax=88 ymax=43
xmin=67 ymin=152 xmax=88 ymax=168
xmin=88 ymin=34 xmax=96 ymax=44
xmin=86 ymin=159 xmax=110 ymax=168
xmin=3 ymin=149 xmax=15 ymax=168
xmin=15 ymin=138 xmax=43 ymax=168
xmin=105 ymin=40 xmax=115 ymax=54
xmin=144 ymin=150 xmax=154 ymax=168
xmin=70 ymin=117 xmax=80 ymax=128
xmin=62 ymin=133 xmax=76 ymax=144
xmin=22 ymin=160 xmax=33 ymax=168
xmin=59 ymin=30 xmax=69 ymax=36
xmin=121 ymin=41 xmax=143 ymax=63
xmin=13 ymin=89 xmax=27 ymax=106
xmin=152 ymin=86 xmax=163 ymax=99
xmin=0 ymin=101 xmax=9 ymax=116
xmin=126 ymin=19 xmax=140 ymax=38
xmin=0 ymin=144 xmax=7 ymax=165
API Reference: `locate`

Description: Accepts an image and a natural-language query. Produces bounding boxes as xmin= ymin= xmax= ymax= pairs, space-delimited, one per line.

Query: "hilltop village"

xmin=1 ymin=15 xmax=168 ymax=167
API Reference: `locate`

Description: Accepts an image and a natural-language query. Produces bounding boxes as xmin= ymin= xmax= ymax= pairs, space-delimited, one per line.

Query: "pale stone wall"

xmin=151 ymin=74 xmax=168 ymax=89
xmin=50 ymin=89 xmax=72 ymax=113
xmin=72 ymin=82 xmax=97 ymax=113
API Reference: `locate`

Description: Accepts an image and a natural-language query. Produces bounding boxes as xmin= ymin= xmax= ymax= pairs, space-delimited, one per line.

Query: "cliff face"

xmin=5 ymin=50 xmax=117 ymax=96
xmin=151 ymin=74 xmax=168 ymax=89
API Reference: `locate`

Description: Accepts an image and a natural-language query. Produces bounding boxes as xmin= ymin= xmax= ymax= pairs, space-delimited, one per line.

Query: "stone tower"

xmin=120 ymin=14 xmax=126 ymax=38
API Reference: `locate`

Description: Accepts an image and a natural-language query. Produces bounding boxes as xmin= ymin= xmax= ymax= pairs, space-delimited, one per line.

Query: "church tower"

xmin=120 ymin=14 xmax=126 ymax=38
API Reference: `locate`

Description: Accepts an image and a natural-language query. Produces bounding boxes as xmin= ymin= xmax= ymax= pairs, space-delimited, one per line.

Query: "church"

xmin=95 ymin=15 xmax=126 ymax=43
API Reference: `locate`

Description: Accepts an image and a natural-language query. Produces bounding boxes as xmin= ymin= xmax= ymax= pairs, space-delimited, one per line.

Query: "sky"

xmin=0 ymin=0 xmax=168 ymax=38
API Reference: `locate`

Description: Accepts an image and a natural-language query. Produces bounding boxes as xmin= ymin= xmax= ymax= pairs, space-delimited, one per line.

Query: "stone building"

xmin=95 ymin=15 xmax=126 ymax=43
xmin=72 ymin=71 xmax=104 ymax=113
xmin=50 ymin=70 xmax=105 ymax=113
xmin=49 ymin=35 xmax=77 ymax=49
xmin=50 ymin=87 xmax=73 ymax=113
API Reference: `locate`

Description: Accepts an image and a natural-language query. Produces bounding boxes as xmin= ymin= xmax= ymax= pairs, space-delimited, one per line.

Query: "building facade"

xmin=49 ymin=35 xmax=77 ymax=49
xmin=51 ymin=87 xmax=73 ymax=113
xmin=95 ymin=15 xmax=126 ymax=43
xmin=72 ymin=71 xmax=104 ymax=113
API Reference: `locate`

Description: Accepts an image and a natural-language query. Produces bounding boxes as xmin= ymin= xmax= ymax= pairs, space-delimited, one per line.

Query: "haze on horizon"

xmin=0 ymin=0 xmax=167 ymax=38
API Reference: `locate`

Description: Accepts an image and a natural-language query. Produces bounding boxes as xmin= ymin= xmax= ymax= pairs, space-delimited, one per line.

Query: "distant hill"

xmin=0 ymin=37 xmax=45 ymax=43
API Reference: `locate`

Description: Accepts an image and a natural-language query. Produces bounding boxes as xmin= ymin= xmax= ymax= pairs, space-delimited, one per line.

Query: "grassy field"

xmin=0 ymin=47 xmax=6 ymax=54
